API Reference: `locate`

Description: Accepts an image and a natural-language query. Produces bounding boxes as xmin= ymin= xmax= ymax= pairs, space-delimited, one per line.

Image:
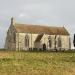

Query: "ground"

xmin=0 ymin=50 xmax=75 ymax=75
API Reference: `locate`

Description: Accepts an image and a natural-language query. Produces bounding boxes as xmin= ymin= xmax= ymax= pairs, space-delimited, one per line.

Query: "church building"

xmin=5 ymin=18 xmax=71 ymax=51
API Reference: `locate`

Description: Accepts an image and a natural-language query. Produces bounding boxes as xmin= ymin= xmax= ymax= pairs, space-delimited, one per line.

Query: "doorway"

xmin=43 ymin=43 xmax=46 ymax=50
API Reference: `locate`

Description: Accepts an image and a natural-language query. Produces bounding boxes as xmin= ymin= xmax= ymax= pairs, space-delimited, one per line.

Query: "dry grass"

xmin=0 ymin=51 xmax=75 ymax=75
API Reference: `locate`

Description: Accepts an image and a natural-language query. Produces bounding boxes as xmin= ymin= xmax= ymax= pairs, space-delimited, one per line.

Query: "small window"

xmin=48 ymin=36 xmax=52 ymax=48
xmin=49 ymin=40 xmax=51 ymax=48
xmin=25 ymin=34 xmax=29 ymax=47
xmin=58 ymin=36 xmax=61 ymax=47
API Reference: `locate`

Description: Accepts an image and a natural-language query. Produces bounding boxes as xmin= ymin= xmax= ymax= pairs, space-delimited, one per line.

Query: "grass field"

xmin=0 ymin=51 xmax=75 ymax=75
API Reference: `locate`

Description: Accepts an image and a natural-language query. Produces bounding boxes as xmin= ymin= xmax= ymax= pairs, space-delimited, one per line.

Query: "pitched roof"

xmin=14 ymin=23 xmax=69 ymax=35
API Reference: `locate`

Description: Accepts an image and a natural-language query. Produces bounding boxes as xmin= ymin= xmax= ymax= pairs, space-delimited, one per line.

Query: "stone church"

xmin=5 ymin=18 xmax=71 ymax=51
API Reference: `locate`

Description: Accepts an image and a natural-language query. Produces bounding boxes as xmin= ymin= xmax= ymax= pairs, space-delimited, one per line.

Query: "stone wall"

xmin=40 ymin=34 xmax=70 ymax=50
xmin=15 ymin=33 xmax=70 ymax=51
xmin=16 ymin=33 xmax=38 ymax=51
xmin=5 ymin=25 xmax=16 ymax=50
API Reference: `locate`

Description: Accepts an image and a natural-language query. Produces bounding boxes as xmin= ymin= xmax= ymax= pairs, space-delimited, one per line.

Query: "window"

xmin=25 ymin=34 xmax=29 ymax=47
xmin=54 ymin=35 xmax=57 ymax=49
xmin=58 ymin=36 xmax=61 ymax=47
xmin=48 ymin=36 xmax=52 ymax=48
xmin=13 ymin=32 xmax=16 ymax=43
xmin=49 ymin=40 xmax=51 ymax=48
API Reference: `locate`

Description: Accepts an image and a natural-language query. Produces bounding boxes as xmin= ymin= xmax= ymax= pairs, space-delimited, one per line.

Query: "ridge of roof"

xmin=15 ymin=23 xmax=63 ymax=28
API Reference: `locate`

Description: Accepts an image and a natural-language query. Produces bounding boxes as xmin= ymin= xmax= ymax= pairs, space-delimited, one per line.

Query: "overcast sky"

xmin=0 ymin=0 xmax=75 ymax=48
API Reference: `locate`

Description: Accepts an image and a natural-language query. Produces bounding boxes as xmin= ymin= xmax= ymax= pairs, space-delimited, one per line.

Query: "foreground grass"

xmin=0 ymin=51 xmax=75 ymax=75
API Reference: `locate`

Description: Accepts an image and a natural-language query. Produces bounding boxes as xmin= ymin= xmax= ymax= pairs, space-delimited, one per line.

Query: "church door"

xmin=43 ymin=43 xmax=46 ymax=50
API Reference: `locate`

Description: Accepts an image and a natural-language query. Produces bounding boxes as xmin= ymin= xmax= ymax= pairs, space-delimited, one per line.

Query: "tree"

xmin=73 ymin=34 xmax=75 ymax=47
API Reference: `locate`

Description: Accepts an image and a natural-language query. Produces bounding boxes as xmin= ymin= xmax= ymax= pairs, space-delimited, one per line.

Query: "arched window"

xmin=48 ymin=36 xmax=52 ymax=48
xmin=58 ymin=36 xmax=61 ymax=47
xmin=25 ymin=34 xmax=29 ymax=47
xmin=13 ymin=32 xmax=16 ymax=43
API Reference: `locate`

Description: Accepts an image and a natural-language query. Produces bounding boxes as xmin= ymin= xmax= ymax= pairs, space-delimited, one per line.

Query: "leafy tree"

xmin=73 ymin=34 xmax=75 ymax=47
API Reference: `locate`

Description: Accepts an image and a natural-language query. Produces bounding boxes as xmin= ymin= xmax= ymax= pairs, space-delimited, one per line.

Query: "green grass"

xmin=0 ymin=51 xmax=75 ymax=75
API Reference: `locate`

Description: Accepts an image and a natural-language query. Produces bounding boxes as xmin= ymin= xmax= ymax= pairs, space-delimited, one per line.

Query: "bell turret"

xmin=11 ymin=17 xmax=15 ymax=25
